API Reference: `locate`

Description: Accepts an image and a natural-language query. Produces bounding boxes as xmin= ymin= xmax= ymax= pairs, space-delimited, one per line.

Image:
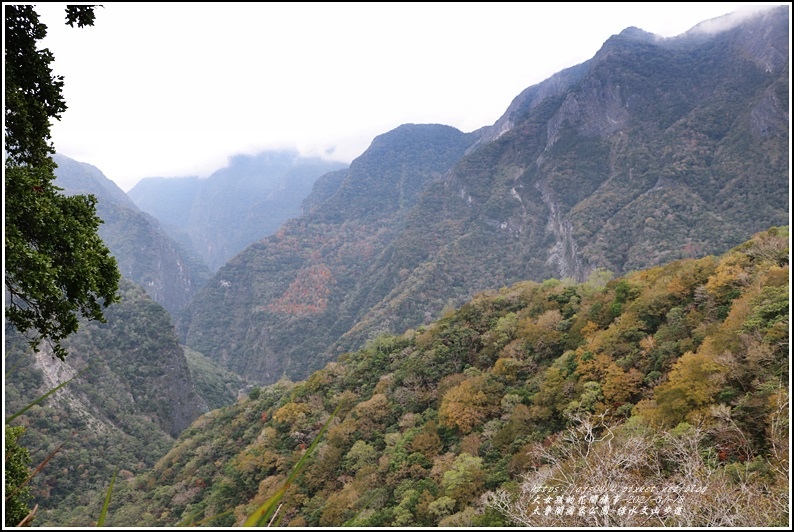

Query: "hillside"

xmin=178 ymin=6 xmax=790 ymax=385
xmin=52 ymin=154 xmax=212 ymax=316
xmin=101 ymin=226 xmax=789 ymax=527
xmin=5 ymin=7 xmax=788 ymax=528
xmin=178 ymin=124 xmax=479 ymax=382
xmin=4 ymin=280 xmax=209 ymax=527
xmin=128 ymin=150 xmax=348 ymax=272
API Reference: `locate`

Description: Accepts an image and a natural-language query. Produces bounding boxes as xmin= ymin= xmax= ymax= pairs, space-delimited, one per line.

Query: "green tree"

xmin=4 ymin=4 xmax=119 ymax=360
xmin=4 ymin=426 xmax=33 ymax=526
xmin=441 ymin=453 xmax=485 ymax=508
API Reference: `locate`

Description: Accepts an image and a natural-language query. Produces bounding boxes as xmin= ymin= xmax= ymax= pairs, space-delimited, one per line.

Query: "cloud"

xmin=34 ymin=2 xmax=779 ymax=191
xmin=687 ymin=4 xmax=782 ymax=35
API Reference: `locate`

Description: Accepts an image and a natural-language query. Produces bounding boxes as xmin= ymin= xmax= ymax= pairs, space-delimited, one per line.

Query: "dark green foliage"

xmin=4 ymin=4 xmax=65 ymax=167
xmin=5 ymin=426 xmax=33 ymax=526
xmin=5 ymin=163 xmax=120 ymax=360
xmin=64 ymin=5 xmax=98 ymax=28
xmin=4 ymin=4 xmax=120 ymax=359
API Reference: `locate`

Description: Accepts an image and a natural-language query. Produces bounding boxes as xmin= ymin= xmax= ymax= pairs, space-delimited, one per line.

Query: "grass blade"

xmin=17 ymin=504 xmax=39 ymax=527
xmin=4 ymin=346 xmax=34 ymax=379
xmin=176 ymin=508 xmax=234 ymax=527
xmin=6 ymin=367 xmax=90 ymax=424
xmin=4 ymin=441 xmax=65 ymax=503
xmin=96 ymin=467 xmax=118 ymax=526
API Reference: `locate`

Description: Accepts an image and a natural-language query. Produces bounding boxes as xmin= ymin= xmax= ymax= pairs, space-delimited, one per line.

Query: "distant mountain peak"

xmin=616 ymin=25 xmax=658 ymax=42
xmin=129 ymin=150 xmax=348 ymax=271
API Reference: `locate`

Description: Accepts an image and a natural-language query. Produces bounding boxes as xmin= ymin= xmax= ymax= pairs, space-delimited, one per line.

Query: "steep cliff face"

xmin=53 ymin=154 xmax=211 ymax=315
xmin=437 ymin=4 xmax=789 ymax=281
xmin=468 ymin=62 xmax=590 ymax=152
xmin=23 ymin=283 xmax=207 ymax=437
xmin=4 ymin=280 xmax=207 ymax=520
xmin=96 ymin=206 xmax=211 ymax=315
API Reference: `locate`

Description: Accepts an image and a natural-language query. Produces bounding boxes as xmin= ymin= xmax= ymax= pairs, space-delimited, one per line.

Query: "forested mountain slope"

xmin=178 ymin=124 xmax=479 ymax=383
xmin=52 ymin=154 xmax=211 ymax=316
xmin=178 ymin=6 xmax=789 ymax=386
xmin=102 ymin=226 xmax=788 ymax=527
xmin=7 ymin=7 xmax=786 ymax=528
xmin=4 ymin=280 xmax=208 ymax=527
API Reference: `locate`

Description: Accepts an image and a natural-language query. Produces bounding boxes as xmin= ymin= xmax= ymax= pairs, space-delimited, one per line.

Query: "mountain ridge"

xmin=5 ymin=6 xmax=788 ymax=527
xmin=52 ymin=153 xmax=212 ymax=316
xmin=178 ymin=5 xmax=789 ymax=385
xmin=177 ymin=124 xmax=478 ymax=382
xmin=128 ymin=150 xmax=348 ymax=271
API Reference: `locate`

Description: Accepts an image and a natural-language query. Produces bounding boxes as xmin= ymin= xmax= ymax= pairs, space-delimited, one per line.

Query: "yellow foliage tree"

xmin=439 ymin=375 xmax=501 ymax=434
xmin=273 ymin=402 xmax=312 ymax=426
xmin=637 ymin=350 xmax=727 ymax=427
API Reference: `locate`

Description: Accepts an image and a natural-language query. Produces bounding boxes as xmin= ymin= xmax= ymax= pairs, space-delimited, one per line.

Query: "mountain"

xmin=52 ymin=154 xmax=212 ymax=316
xmin=127 ymin=150 xmax=349 ymax=272
xmin=4 ymin=279 xmax=209 ymax=527
xmin=178 ymin=124 xmax=480 ymax=383
xmin=103 ymin=227 xmax=789 ymax=527
xmin=177 ymin=6 xmax=789 ymax=386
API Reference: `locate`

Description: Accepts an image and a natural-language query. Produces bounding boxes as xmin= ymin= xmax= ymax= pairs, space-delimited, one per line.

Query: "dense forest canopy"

xmin=37 ymin=227 xmax=788 ymax=527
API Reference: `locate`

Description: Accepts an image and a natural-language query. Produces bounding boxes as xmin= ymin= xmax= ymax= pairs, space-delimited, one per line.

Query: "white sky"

xmin=29 ymin=2 xmax=786 ymax=191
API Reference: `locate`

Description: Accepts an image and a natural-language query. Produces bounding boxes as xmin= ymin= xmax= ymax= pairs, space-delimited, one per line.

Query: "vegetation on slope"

xmin=178 ymin=124 xmax=478 ymax=383
xmin=102 ymin=227 xmax=788 ymax=527
xmin=183 ymin=346 xmax=245 ymax=411
xmin=4 ymin=280 xmax=207 ymax=527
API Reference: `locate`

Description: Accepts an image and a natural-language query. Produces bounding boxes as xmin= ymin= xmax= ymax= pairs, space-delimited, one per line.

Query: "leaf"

xmin=4 ymin=441 xmax=65 ymax=503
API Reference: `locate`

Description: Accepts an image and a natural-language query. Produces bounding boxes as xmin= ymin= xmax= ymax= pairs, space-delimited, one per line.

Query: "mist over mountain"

xmin=178 ymin=5 xmax=789 ymax=386
xmin=177 ymin=124 xmax=480 ymax=383
xmin=128 ymin=150 xmax=348 ymax=272
xmin=52 ymin=154 xmax=211 ymax=315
